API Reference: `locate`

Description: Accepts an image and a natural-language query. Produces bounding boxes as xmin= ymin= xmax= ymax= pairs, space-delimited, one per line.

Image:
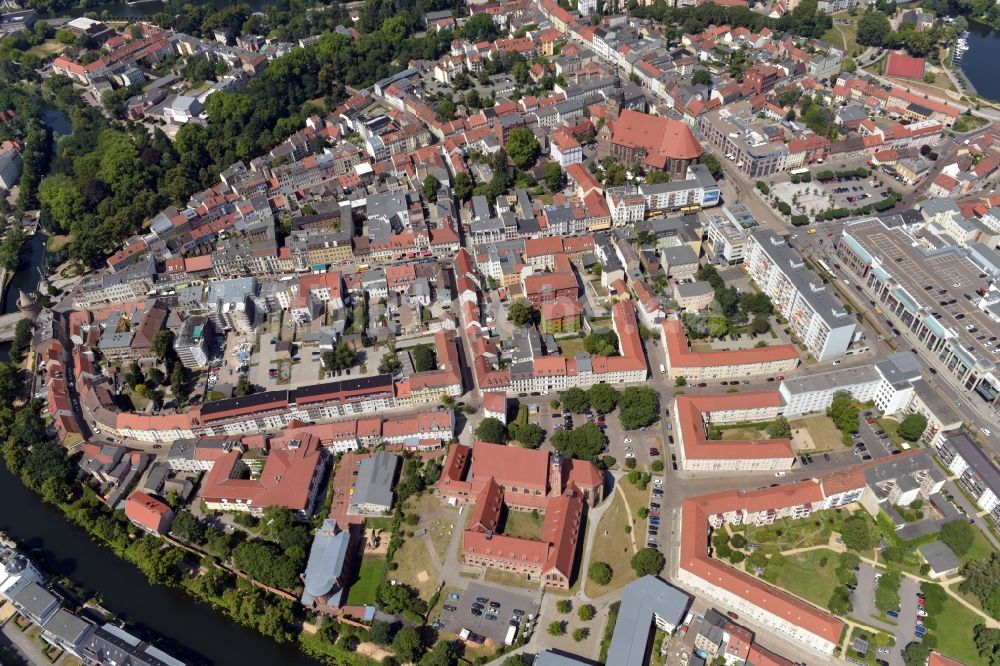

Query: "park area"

xmin=584 ymin=480 xmax=648 ymax=597
xmin=765 ymin=549 xmax=847 ymax=609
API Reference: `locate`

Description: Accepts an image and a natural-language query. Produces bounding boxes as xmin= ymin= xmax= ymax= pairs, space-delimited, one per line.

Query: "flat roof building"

xmin=747 ymin=230 xmax=856 ymax=362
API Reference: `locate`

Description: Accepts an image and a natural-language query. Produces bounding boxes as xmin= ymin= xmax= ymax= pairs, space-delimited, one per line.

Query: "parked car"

xmin=444 ymin=605 xmax=457 ymax=612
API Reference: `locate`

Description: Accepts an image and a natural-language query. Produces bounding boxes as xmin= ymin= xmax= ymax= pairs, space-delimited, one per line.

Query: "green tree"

xmin=618 ymin=386 xmax=660 ymax=430
xmin=751 ymin=312 xmax=770 ymax=334
xmin=233 ymin=376 xmax=254 ymax=397
xmin=412 ymin=344 xmax=437 ymax=372
xmin=766 ymin=416 xmax=792 ymax=439
xmin=675 ymin=376 xmax=687 ymax=387
xmin=436 ymin=99 xmax=456 ymax=121
xmin=897 ymin=413 xmax=928 ymax=442
xmin=503 ymin=656 xmax=529 ymax=666
xmin=506 ymin=128 xmax=540 ymax=169
xmin=572 ymin=627 xmax=589 ymax=642
xmin=376 ymin=581 xmax=424 ymax=615
xmin=828 ymin=391 xmax=860 ymax=434
xmin=857 ymin=10 xmax=892 ymax=46
xmin=556 ymin=599 xmax=572 ymax=613
xmin=542 ymin=162 xmax=564 ymax=192
xmin=700 ymin=153 xmax=722 ymax=179
xmin=453 ymin=172 xmax=473 ymax=200
xmin=507 ymin=299 xmax=535 ymax=326
xmin=940 ymin=519 xmax=974 ymax=557
xmin=511 ymin=422 xmax=544 ymax=448
xmin=631 ymin=548 xmax=665 ymax=576
xmin=475 ymin=417 xmax=509 ymax=444
xmin=422 ymin=174 xmax=440 ymax=203
xmin=551 ymin=422 xmax=606 ymax=462
xmin=548 ymin=620 xmax=566 ymax=636
xmin=974 ymin=625 xmax=1000 ymax=665
xmin=322 ymin=340 xmax=357 ymax=371
xmin=589 ymin=561 xmax=613 ymax=585
xmin=584 ymin=330 xmax=619 ymax=356
xmin=560 ymin=387 xmax=591 ymax=413
xmin=170 ymin=510 xmax=206 ymax=544
xmin=874 ymin=568 xmax=901 ymax=613
xmin=841 ymin=514 xmax=874 ymax=551
xmin=578 ymin=604 xmax=595 ymax=621
xmin=828 ymin=585 xmax=853 ymax=616
xmin=588 ymin=383 xmax=620 ymax=414
xmin=692 ymin=69 xmax=712 ymax=86
xmin=392 ymin=626 xmax=425 ymax=664
xmin=902 ymin=640 xmax=930 ymax=666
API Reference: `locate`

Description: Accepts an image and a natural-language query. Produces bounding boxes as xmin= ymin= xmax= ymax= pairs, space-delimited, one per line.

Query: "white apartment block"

xmin=779 ymin=365 xmax=880 ymax=417
xmin=606 ymin=187 xmax=646 ymax=226
xmin=746 ymin=230 xmax=856 ymax=362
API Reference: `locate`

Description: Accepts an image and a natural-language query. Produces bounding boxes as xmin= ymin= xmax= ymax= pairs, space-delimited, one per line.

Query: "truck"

xmin=505 ymin=624 xmax=518 ymax=645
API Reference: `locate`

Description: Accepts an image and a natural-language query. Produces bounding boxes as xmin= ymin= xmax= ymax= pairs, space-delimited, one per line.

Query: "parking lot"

xmin=436 ymin=582 xmax=537 ymax=645
xmin=850 ymin=564 xmax=921 ymax=666
xmin=771 ymin=169 xmax=894 ymax=219
xmin=854 ymin=409 xmax=902 ymax=463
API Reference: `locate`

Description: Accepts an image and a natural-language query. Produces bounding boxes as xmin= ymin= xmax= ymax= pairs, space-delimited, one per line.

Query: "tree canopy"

xmin=475 ymin=417 xmax=509 ymax=444
xmin=940 ymin=519 xmax=974 ymax=558
xmin=552 ymin=422 xmax=606 ymax=462
xmin=560 ymin=387 xmax=591 ymax=414
xmin=631 ymin=547 xmax=665 ymax=576
xmin=618 ymin=386 xmax=660 ymax=430
xmin=506 ymin=127 xmax=540 ymax=169
xmin=897 ymin=413 xmax=928 ymax=442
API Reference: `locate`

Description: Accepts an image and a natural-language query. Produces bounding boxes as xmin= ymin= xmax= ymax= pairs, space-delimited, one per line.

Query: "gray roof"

xmin=750 ymin=230 xmax=853 ymax=331
xmin=606 ymin=576 xmax=690 ymax=666
xmin=675 ymin=281 xmax=714 ymax=298
xmin=82 ymin=623 xmax=185 ymax=666
xmin=535 ymin=650 xmax=594 ymax=665
xmin=43 ymin=608 xmax=93 ymax=645
xmin=661 ymin=244 xmax=699 ymax=267
xmin=919 ymin=541 xmax=960 ymax=573
xmin=910 ymin=379 xmax=961 ymax=427
xmin=944 ymin=430 xmax=1000 ymax=492
xmin=351 ymin=452 xmax=400 ymax=510
xmin=12 ymin=581 xmax=59 ymax=622
xmin=863 ymin=449 xmax=940 ymax=487
xmin=779 ymin=364 xmax=880 ymax=396
xmin=301 ymin=519 xmax=350 ymax=607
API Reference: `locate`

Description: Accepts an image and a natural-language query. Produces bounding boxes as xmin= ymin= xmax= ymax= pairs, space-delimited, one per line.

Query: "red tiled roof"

xmin=609 ymin=110 xmax=704 ymax=162
xmin=124 ymin=491 xmax=172 ymax=534
xmin=663 ymin=320 xmax=799 ymax=369
xmin=675 ymin=391 xmax=794 ymax=461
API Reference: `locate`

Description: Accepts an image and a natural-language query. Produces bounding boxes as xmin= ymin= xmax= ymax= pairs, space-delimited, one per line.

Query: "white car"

xmin=774 ymin=471 xmax=786 ymax=477
xmin=625 ymin=453 xmax=636 ymax=459
xmin=624 ymin=437 xmax=632 ymax=444
xmin=983 ymin=428 xmax=993 ymax=437
xmin=624 ymin=446 xmax=634 ymax=452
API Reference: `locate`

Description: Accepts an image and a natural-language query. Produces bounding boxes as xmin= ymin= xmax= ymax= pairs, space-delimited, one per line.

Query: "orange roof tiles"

xmin=676 ymin=391 xmax=794 ymax=461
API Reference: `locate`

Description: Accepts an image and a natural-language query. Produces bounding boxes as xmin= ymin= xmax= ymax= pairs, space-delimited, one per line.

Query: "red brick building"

xmin=597 ymin=110 xmax=703 ymax=176
xmin=439 ymin=442 xmax=604 ymax=588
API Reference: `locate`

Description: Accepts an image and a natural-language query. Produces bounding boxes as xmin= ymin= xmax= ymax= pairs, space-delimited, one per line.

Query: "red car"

xmin=649 ymin=448 xmax=660 ymax=456
xmin=775 ymin=376 xmax=784 ymax=381
xmin=917 ymin=599 xmax=926 ymax=606
xmin=867 ymin=418 xmax=876 ymax=424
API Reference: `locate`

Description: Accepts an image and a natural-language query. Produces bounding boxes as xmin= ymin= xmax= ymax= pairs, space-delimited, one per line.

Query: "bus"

xmin=789 ymin=167 xmax=811 ymax=176
xmin=815 ymin=258 xmax=833 ymax=276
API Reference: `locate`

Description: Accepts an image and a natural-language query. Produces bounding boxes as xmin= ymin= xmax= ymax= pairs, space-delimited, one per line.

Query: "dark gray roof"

xmin=606 ymin=576 xmax=690 ymax=666
xmin=919 ymin=541 xmax=960 ymax=573
xmin=535 ymin=650 xmax=595 ymax=665
xmin=944 ymin=430 xmax=1000 ymax=491
xmin=874 ymin=352 xmax=922 ymax=388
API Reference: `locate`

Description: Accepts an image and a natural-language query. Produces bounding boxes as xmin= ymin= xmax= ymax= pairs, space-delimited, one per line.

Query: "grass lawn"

xmin=737 ymin=508 xmax=861 ymax=555
xmin=720 ymin=427 xmax=765 ymax=440
xmin=585 ymin=490 xmax=639 ymax=597
xmin=955 ymin=114 xmax=989 ymax=133
xmin=558 ymin=336 xmax=586 ymax=358
xmin=876 ymin=417 xmax=903 ymax=448
xmin=690 ymin=341 xmax=714 ymax=352
xmin=768 ymin=549 xmax=842 ymax=608
xmin=933 ymin=595 xmax=986 ymax=664
xmin=789 ymin=414 xmax=845 ymax=450
xmin=502 ymin=508 xmax=544 ymax=540
xmin=46 ymin=234 xmax=71 ymax=252
xmin=346 ymin=556 xmax=384 ymax=605
xmin=29 ymin=39 xmax=67 ymax=57
xmin=964 ymin=524 xmax=996 ymax=563
xmin=393 ymin=533 xmax=438 ymax=600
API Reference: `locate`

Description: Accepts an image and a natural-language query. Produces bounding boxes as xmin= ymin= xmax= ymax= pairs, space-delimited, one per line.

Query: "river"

xmin=960 ymin=21 xmax=1000 ymax=102
xmin=0 ymin=249 xmax=322 ymax=665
